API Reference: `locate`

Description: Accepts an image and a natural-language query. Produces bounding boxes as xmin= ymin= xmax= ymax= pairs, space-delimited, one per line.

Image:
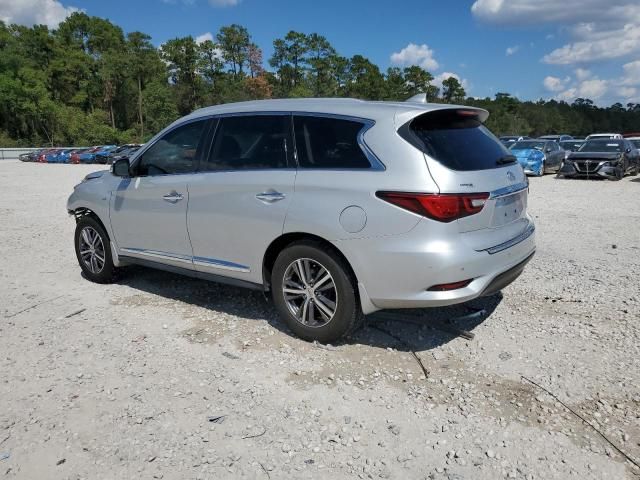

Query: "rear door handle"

xmin=256 ymin=191 xmax=286 ymax=203
xmin=163 ymin=191 xmax=184 ymax=203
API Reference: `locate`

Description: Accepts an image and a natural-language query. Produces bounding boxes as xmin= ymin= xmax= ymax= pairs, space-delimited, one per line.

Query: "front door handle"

xmin=256 ymin=191 xmax=286 ymax=204
xmin=163 ymin=191 xmax=184 ymax=203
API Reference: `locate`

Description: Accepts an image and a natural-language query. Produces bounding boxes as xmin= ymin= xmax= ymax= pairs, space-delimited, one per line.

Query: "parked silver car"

xmin=67 ymin=98 xmax=536 ymax=342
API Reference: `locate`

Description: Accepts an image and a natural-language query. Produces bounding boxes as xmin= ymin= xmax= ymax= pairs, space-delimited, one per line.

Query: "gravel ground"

xmin=1 ymin=161 xmax=639 ymax=480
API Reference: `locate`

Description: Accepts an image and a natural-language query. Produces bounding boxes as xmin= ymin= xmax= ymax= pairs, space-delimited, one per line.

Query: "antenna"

xmin=406 ymin=93 xmax=427 ymax=103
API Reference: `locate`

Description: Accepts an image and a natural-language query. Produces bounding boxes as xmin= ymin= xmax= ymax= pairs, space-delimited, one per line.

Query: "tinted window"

xmin=579 ymin=140 xmax=624 ymax=153
xmin=294 ymin=116 xmax=371 ymax=169
xmin=205 ymin=115 xmax=290 ymax=171
xmin=631 ymin=140 xmax=640 ymax=148
xmin=137 ymin=120 xmax=207 ymax=176
xmin=407 ymin=109 xmax=510 ymax=171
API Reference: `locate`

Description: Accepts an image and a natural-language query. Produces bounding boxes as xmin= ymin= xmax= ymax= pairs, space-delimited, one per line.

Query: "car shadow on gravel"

xmin=113 ymin=266 xmax=501 ymax=353
xmin=353 ymin=293 xmax=502 ymax=352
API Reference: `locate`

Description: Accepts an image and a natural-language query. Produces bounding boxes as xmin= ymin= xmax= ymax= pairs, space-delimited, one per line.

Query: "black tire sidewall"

xmin=74 ymin=216 xmax=116 ymax=283
xmin=271 ymin=244 xmax=359 ymax=343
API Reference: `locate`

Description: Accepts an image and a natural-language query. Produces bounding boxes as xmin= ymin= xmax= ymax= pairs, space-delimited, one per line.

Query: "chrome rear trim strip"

xmin=479 ymin=223 xmax=536 ymax=255
xmin=489 ymin=181 xmax=529 ymax=199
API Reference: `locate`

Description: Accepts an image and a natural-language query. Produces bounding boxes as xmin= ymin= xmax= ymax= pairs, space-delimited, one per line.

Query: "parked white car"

xmin=586 ymin=133 xmax=623 ymax=140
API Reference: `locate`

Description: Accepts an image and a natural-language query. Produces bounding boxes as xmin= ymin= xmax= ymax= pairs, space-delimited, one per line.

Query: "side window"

xmin=136 ymin=120 xmax=207 ymax=176
xmin=293 ymin=116 xmax=371 ymax=169
xmin=205 ymin=115 xmax=290 ymax=171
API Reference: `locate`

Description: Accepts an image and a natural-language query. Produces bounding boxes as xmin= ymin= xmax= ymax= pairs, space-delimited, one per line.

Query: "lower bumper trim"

xmin=481 ymin=252 xmax=535 ymax=297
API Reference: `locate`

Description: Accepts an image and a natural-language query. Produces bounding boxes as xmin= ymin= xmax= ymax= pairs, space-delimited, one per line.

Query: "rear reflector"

xmin=427 ymin=279 xmax=473 ymax=291
xmin=376 ymin=191 xmax=489 ymax=222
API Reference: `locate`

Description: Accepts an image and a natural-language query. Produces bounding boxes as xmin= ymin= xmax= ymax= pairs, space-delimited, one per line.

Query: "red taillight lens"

xmin=376 ymin=191 xmax=489 ymax=222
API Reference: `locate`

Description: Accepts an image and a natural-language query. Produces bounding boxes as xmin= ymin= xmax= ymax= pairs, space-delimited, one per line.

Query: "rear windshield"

xmin=405 ymin=109 xmax=510 ymax=171
xmin=579 ymin=140 xmax=623 ymax=153
xmin=560 ymin=141 xmax=584 ymax=151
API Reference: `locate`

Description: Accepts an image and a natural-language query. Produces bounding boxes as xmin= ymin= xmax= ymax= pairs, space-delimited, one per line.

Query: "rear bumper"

xmin=335 ymin=218 xmax=536 ymax=313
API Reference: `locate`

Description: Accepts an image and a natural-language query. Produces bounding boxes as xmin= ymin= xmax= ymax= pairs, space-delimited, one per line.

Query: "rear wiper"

xmin=496 ymin=155 xmax=517 ymax=165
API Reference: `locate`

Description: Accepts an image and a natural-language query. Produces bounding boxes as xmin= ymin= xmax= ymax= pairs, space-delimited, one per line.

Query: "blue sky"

xmin=3 ymin=0 xmax=640 ymax=105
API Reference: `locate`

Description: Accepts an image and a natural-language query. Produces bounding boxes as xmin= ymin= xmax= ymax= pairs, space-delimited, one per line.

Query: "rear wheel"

xmin=74 ymin=216 xmax=118 ymax=283
xmin=271 ymin=242 xmax=363 ymax=343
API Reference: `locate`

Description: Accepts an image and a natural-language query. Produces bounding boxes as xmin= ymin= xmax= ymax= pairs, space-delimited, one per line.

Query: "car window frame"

xmin=129 ymin=117 xmax=216 ymax=178
xmin=199 ymin=112 xmax=295 ymax=173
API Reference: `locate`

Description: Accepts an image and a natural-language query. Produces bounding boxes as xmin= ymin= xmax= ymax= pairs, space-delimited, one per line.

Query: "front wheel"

xmin=271 ymin=242 xmax=363 ymax=343
xmin=74 ymin=216 xmax=118 ymax=283
xmin=536 ymin=160 xmax=545 ymax=177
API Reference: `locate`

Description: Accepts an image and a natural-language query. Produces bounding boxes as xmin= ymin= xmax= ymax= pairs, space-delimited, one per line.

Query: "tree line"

xmin=0 ymin=12 xmax=638 ymax=147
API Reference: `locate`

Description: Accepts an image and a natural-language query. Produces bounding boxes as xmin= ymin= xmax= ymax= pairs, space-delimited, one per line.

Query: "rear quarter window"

xmin=400 ymin=109 xmax=510 ymax=171
xmin=293 ymin=116 xmax=372 ymax=169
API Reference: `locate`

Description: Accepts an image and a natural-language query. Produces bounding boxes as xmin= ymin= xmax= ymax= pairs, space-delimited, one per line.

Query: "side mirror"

xmin=111 ymin=158 xmax=130 ymax=177
xmin=625 ymin=147 xmax=631 ymax=153
xmin=545 ymin=148 xmax=552 ymax=153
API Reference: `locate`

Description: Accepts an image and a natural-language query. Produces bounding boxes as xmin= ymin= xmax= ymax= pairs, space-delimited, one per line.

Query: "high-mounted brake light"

xmin=455 ymin=110 xmax=479 ymax=117
xmin=376 ymin=191 xmax=489 ymax=222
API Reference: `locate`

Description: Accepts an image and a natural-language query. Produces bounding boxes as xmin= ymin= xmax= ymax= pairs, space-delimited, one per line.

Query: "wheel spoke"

xmin=283 ymin=287 xmax=305 ymax=295
xmin=294 ymin=260 xmax=308 ymax=286
xmin=94 ymin=253 xmax=105 ymax=263
xmin=80 ymin=249 xmax=92 ymax=256
xmin=314 ymin=296 xmax=335 ymax=319
xmin=299 ymin=298 xmax=311 ymax=324
xmin=313 ymin=272 xmax=331 ymax=291
xmin=81 ymin=229 xmax=91 ymax=246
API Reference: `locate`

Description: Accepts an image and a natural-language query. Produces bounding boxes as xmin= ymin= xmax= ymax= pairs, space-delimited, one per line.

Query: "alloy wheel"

xmin=282 ymin=258 xmax=338 ymax=328
xmin=78 ymin=226 xmax=106 ymax=274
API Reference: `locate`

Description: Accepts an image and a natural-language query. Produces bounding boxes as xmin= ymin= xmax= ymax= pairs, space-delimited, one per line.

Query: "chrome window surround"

xmin=129 ymin=111 xmax=386 ymax=175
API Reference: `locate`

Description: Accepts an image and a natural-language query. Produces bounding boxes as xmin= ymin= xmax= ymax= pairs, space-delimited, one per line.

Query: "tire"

xmin=612 ymin=165 xmax=624 ymax=181
xmin=630 ymin=162 xmax=639 ymax=176
xmin=74 ymin=216 xmax=118 ymax=283
xmin=537 ymin=160 xmax=545 ymax=177
xmin=271 ymin=242 xmax=363 ymax=343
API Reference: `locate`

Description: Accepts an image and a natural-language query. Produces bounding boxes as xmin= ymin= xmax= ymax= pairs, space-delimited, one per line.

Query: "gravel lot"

xmin=1 ymin=161 xmax=639 ymax=479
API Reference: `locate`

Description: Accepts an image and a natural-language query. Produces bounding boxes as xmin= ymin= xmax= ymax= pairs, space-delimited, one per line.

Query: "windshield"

xmin=560 ymin=141 xmax=584 ymax=151
xmin=407 ymin=109 xmax=510 ymax=171
xmin=579 ymin=140 xmax=624 ymax=153
xmin=510 ymin=141 xmax=544 ymax=150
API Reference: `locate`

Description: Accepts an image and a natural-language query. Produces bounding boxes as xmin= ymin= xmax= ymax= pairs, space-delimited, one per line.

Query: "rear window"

xmin=403 ymin=109 xmax=510 ymax=171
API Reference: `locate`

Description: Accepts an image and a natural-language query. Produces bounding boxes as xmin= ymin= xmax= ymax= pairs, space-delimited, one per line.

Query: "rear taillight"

xmin=376 ymin=191 xmax=489 ymax=222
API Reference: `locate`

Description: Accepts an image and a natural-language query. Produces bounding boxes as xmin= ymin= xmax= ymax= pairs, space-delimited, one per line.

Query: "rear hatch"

xmin=399 ymin=108 xmax=531 ymax=252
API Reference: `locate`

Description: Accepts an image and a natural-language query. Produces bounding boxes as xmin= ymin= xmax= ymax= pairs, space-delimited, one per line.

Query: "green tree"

xmin=441 ymin=76 xmax=465 ymax=103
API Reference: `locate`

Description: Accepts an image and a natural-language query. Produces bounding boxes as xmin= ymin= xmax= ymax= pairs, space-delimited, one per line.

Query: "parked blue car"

xmin=509 ymin=140 xmax=564 ymax=176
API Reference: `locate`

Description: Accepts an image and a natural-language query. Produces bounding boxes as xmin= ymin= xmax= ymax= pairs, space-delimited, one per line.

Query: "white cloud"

xmin=620 ymin=60 xmax=640 ymax=86
xmin=471 ymin=0 xmax=640 ymax=64
xmin=505 ymin=45 xmax=520 ymax=56
xmin=575 ymin=68 xmax=591 ymax=81
xmin=0 ymin=0 xmax=79 ymax=27
xmin=543 ymin=76 xmax=567 ymax=92
xmin=195 ymin=32 xmax=214 ymax=44
xmin=208 ymin=0 xmax=240 ymax=6
xmin=390 ymin=43 xmax=439 ymax=71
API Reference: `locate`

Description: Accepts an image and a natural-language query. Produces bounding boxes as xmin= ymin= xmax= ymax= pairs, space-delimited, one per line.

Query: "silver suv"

xmin=68 ymin=98 xmax=535 ymax=342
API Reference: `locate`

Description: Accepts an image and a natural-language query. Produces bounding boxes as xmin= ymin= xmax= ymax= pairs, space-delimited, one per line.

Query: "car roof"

xmin=185 ymin=98 xmax=488 ymax=125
